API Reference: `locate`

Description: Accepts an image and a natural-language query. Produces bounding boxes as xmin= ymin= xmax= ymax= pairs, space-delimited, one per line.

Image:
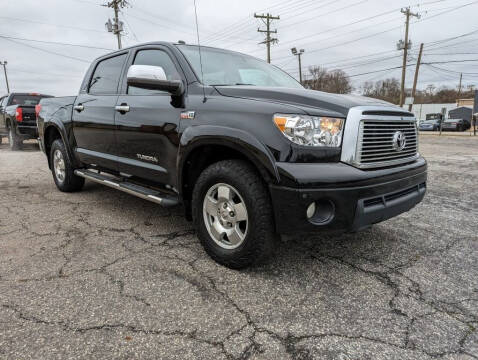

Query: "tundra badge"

xmin=137 ymin=154 xmax=159 ymax=163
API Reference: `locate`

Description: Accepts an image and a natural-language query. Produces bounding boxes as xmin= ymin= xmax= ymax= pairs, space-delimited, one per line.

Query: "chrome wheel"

xmin=53 ymin=149 xmax=66 ymax=183
xmin=203 ymin=183 xmax=249 ymax=250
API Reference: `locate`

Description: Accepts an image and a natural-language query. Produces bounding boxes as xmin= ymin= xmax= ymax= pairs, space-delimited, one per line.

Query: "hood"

xmin=214 ymin=86 xmax=394 ymax=117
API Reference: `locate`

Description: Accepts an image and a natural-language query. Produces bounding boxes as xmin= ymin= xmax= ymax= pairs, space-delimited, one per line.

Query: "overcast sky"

xmin=1 ymin=0 xmax=478 ymax=96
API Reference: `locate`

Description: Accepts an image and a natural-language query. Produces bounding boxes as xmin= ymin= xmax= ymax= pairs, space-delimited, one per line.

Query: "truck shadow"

xmin=81 ymin=182 xmax=406 ymax=275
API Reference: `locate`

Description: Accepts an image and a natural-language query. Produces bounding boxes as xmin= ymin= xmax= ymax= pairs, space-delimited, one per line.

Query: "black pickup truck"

xmin=38 ymin=42 xmax=427 ymax=268
xmin=0 ymin=92 xmax=52 ymax=149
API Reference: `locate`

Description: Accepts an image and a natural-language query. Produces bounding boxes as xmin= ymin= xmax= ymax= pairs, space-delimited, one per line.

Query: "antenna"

xmin=193 ymin=0 xmax=207 ymax=103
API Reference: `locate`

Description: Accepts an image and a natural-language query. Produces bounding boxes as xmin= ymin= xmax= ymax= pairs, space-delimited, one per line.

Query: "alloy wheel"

xmin=202 ymin=183 xmax=249 ymax=250
xmin=53 ymin=149 xmax=66 ymax=183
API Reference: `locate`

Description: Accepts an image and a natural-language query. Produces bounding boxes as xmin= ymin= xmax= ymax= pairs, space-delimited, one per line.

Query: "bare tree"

xmin=361 ymin=78 xmax=401 ymax=104
xmin=304 ymin=66 xmax=352 ymax=94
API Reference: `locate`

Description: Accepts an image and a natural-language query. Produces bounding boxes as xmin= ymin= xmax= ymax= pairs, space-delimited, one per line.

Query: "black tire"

xmin=192 ymin=160 xmax=276 ymax=269
xmin=50 ymin=139 xmax=85 ymax=192
xmin=8 ymin=126 xmax=22 ymax=150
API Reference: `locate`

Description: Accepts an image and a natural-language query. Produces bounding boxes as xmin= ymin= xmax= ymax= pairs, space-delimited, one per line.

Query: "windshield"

xmin=177 ymin=45 xmax=303 ymax=89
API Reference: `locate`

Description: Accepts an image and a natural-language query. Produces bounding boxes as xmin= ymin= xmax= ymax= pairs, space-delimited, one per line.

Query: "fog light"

xmin=306 ymin=199 xmax=335 ymax=225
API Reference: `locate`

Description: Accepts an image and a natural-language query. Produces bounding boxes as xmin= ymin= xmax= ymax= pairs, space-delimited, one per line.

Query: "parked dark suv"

xmin=37 ymin=42 xmax=427 ymax=268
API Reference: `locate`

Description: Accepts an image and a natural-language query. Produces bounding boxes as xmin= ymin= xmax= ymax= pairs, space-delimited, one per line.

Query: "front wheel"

xmin=8 ymin=126 xmax=22 ymax=150
xmin=192 ymin=160 xmax=276 ymax=269
xmin=50 ymin=139 xmax=85 ymax=192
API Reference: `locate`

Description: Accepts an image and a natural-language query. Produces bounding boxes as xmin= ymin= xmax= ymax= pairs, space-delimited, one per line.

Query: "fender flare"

xmin=43 ymin=121 xmax=78 ymax=169
xmin=178 ymin=125 xmax=280 ymax=193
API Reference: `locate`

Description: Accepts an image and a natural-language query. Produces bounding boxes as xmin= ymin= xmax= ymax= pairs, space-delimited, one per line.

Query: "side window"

xmin=89 ymin=54 xmax=127 ymax=95
xmin=128 ymin=49 xmax=180 ymax=95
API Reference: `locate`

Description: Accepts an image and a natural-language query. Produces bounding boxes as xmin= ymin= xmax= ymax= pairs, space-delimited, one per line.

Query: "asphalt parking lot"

xmin=0 ymin=135 xmax=477 ymax=360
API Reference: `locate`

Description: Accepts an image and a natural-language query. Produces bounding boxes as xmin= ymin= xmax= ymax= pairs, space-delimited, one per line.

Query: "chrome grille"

xmin=356 ymin=120 xmax=418 ymax=168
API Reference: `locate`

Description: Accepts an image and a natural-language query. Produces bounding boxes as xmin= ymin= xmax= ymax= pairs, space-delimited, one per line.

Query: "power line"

xmin=120 ymin=11 xmax=140 ymax=42
xmin=0 ymin=16 xmax=107 ymax=34
xmin=423 ymin=59 xmax=478 ymax=65
xmin=204 ymin=0 xmax=331 ymax=45
xmin=201 ymin=0 xmax=315 ymax=43
xmin=423 ymin=64 xmax=478 ymax=76
xmin=0 ymin=36 xmax=91 ymax=63
xmin=274 ymin=0 xmax=478 ymax=61
xmin=0 ymin=34 xmax=113 ymax=51
xmin=280 ymin=0 xmax=368 ymax=30
xmin=348 ymin=66 xmax=404 ymax=78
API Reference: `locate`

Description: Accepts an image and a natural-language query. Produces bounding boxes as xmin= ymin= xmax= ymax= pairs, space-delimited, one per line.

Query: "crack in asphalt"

xmin=1 ymin=138 xmax=477 ymax=359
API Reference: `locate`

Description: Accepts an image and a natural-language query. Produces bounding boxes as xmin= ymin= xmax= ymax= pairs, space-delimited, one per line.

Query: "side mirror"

xmin=127 ymin=65 xmax=184 ymax=96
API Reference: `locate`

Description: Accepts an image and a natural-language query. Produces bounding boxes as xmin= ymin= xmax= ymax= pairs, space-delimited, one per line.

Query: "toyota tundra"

xmin=37 ymin=42 xmax=427 ymax=268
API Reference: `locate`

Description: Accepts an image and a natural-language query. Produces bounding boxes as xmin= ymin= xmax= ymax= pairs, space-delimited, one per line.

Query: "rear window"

xmin=89 ymin=54 xmax=127 ymax=95
xmin=9 ymin=95 xmax=46 ymax=106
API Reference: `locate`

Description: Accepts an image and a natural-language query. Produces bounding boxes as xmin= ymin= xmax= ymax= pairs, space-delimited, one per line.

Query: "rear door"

xmin=114 ymin=47 xmax=184 ymax=186
xmin=72 ymin=52 xmax=128 ymax=171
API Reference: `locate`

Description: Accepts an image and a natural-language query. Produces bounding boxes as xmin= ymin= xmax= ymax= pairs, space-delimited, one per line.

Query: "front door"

xmin=72 ymin=53 xmax=128 ymax=171
xmin=114 ymin=48 xmax=183 ymax=187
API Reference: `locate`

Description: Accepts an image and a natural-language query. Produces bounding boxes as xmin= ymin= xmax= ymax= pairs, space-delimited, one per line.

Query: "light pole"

xmin=0 ymin=61 xmax=10 ymax=93
xmin=291 ymin=48 xmax=305 ymax=84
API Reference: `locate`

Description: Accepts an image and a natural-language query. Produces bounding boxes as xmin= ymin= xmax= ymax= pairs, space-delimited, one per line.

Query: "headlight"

xmin=273 ymin=114 xmax=344 ymax=147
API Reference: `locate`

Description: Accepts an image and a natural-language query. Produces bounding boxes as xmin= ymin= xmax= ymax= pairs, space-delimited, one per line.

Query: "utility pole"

xmin=457 ymin=73 xmax=463 ymax=98
xmin=0 ymin=61 xmax=9 ymax=93
xmin=254 ymin=13 xmax=280 ymax=63
xmin=398 ymin=7 xmax=420 ymax=107
xmin=409 ymin=43 xmax=424 ymax=112
xmin=104 ymin=0 xmax=129 ymax=49
xmin=291 ymin=48 xmax=305 ymax=84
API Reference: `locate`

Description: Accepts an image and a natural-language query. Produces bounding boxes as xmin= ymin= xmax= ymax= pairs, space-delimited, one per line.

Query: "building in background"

xmin=457 ymin=98 xmax=474 ymax=107
xmin=403 ymin=103 xmax=456 ymax=120
xmin=403 ymin=97 xmax=475 ymax=121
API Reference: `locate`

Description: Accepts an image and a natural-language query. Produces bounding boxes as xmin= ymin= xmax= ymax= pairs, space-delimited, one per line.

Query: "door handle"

xmin=115 ymin=105 xmax=130 ymax=114
xmin=74 ymin=104 xmax=84 ymax=112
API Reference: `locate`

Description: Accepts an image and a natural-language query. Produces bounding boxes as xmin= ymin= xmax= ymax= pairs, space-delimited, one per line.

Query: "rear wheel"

xmin=8 ymin=126 xmax=22 ymax=150
xmin=50 ymin=139 xmax=84 ymax=192
xmin=192 ymin=160 xmax=276 ymax=269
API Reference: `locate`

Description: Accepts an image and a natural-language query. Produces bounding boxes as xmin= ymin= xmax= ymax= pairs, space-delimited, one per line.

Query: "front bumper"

xmin=269 ymin=158 xmax=427 ymax=234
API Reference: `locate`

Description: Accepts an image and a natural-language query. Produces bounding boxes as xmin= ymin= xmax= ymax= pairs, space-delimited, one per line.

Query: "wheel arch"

xmin=43 ymin=123 xmax=76 ymax=169
xmin=178 ymin=126 xmax=280 ymax=215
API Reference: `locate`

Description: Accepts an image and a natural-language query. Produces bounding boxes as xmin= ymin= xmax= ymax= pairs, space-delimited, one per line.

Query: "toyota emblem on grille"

xmin=392 ymin=131 xmax=407 ymax=151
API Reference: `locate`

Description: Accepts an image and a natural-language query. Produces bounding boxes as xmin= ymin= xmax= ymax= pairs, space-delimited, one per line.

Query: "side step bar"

xmin=74 ymin=169 xmax=179 ymax=207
